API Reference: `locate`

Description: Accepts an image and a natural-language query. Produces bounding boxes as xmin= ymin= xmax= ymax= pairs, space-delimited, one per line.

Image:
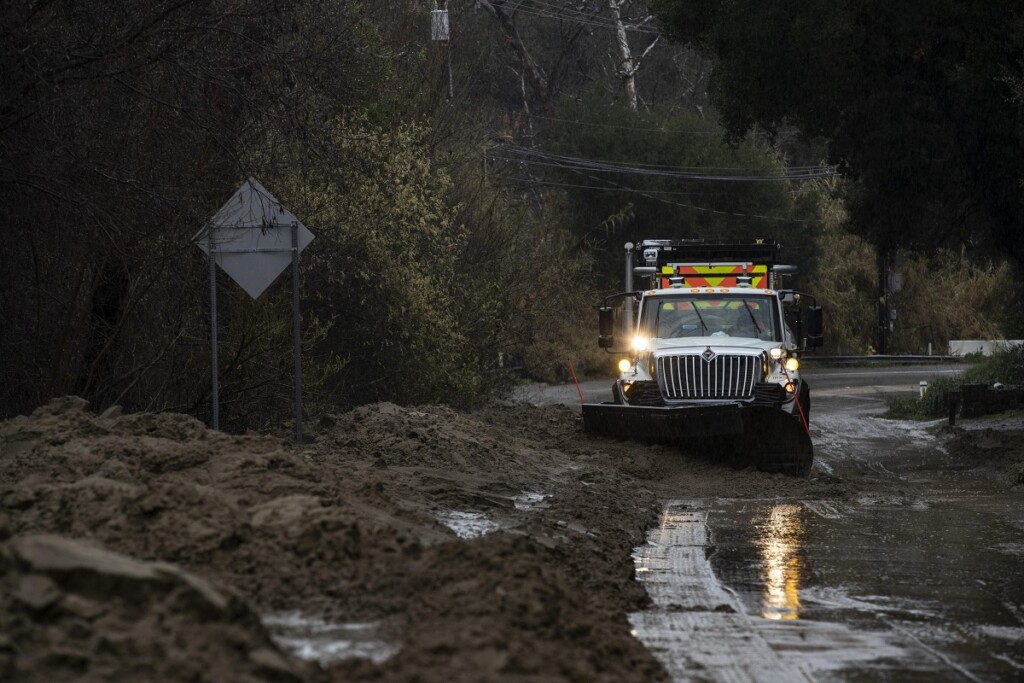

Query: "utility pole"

xmin=431 ymin=1 xmax=453 ymax=99
xmin=624 ymin=242 xmax=634 ymax=334
xmin=877 ymin=248 xmax=889 ymax=354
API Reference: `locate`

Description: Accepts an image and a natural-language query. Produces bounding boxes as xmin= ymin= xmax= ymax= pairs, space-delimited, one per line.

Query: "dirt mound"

xmin=944 ymin=419 xmax=1024 ymax=487
xmin=1 ymin=394 xmax=872 ymax=681
xmin=0 ymin=397 xmax=430 ymax=611
xmin=0 ymin=534 xmax=314 ymax=683
xmin=1 ymin=397 xmax=673 ymax=682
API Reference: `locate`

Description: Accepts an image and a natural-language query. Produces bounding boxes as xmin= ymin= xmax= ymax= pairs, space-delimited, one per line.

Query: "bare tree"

xmin=607 ymin=0 xmax=660 ymax=110
xmin=471 ymin=1 xmax=661 ymax=111
xmin=472 ymin=0 xmax=599 ymax=111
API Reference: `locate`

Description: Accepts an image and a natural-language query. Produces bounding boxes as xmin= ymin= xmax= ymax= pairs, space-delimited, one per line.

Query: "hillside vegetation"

xmin=2 ymin=1 xmax=1021 ymax=425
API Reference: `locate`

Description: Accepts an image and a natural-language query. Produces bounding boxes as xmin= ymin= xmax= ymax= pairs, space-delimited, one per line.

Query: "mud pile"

xmin=944 ymin=417 xmax=1024 ymax=487
xmin=1 ymin=394 xmax=903 ymax=682
xmin=1 ymin=534 xmax=313 ymax=683
xmin=1 ymin=397 xmax=674 ymax=682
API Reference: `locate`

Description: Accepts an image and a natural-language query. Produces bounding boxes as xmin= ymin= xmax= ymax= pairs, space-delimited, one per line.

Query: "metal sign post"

xmin=208 ymin=225 xmax=220 ymax=430
xmin=195 ymin=179 xmax=314 ymax=444
xmin=291 ymin=222 xmax=303 ymax=444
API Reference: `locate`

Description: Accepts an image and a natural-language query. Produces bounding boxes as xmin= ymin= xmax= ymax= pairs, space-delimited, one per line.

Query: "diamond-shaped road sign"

xmin=194 ymin=178 xmax=314 ymax=299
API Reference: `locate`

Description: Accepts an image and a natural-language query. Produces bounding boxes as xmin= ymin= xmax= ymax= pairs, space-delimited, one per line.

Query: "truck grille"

xmin=657 ymin=353 xmax=762 ymax=400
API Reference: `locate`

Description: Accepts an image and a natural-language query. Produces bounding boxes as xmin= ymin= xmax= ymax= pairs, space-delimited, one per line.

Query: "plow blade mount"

xmin=581 ymin=402 xmax=812 ymax=476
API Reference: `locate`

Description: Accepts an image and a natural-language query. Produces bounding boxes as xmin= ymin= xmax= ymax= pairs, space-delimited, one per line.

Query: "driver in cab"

xmin=725 ymin=303 xmax=768 ymax=338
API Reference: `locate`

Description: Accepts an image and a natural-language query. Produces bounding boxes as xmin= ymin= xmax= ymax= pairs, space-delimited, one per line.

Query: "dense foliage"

xmin=653 ymin=0 xmax=1024 ymax=263
xmin=534 ymin=99 xmax=823 ymax=289
xmin=885 ymin=345 xmax=1024 ymax=419
xmin=2 ymin=1 xmax=1021 ymax=425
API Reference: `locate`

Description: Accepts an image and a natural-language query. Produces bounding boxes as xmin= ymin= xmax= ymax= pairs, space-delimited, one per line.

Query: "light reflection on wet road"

xmin=757 ymin=503 xmax=803 ymax=622
xmin=707 ymin=491 xmax=1024 ymax=681
xmin=631 ymin=387 xmax=1024 ymax=682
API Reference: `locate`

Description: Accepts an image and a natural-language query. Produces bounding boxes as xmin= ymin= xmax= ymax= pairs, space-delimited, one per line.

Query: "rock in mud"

xmin=0 ymin=534 xmax=313 ymax=683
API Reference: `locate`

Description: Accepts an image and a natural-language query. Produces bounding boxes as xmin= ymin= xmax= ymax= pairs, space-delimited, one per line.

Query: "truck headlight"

xmin=618 ymin=358 xmax=632 ymax=373
xmin=632 ymin=336 xmax=649 ymax=351
xmin=785 ymin=357 xmax=800 ymax=372
xmin=769 ymin=347 xmax=785 ymax=360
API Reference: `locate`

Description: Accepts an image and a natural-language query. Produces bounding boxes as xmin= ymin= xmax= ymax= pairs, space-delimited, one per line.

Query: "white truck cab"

xmin=584 ymin=239 xmax=823 ymax=476
xmin=619 ymin=286 xmax=805 ymax=410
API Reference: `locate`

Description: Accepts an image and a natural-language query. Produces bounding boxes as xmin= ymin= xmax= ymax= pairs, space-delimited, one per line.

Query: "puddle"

xmin=703 ymin=495 xmax=1024 ymax=680
xmin=801 ymin=585 xmax=934 ymax=612
xmin=436 ymin=495 xmax=548 ymax=538
xmin=512 ymin=491 xmax=548 ymax=510
xmin=629 ymin=501 xmax=910 ymax=681
xmin=262 ymin=612 xmax=399 ymax=665
xmin=995 ymin=542 xmax=1024 ymax=556
xmin=812 ymin=409 xmax=947 ymax=465
xmin=437 ymin=510 xmax=500 ymax=538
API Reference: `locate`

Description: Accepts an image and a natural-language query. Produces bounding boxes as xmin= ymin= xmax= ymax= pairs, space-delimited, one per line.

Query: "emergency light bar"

xmin=636 ymin=239 xmax=782 ymax=267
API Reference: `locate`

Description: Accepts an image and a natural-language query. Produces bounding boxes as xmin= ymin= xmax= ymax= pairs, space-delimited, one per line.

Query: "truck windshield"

xmin=640 ymin=294 xmax=780 ymax=341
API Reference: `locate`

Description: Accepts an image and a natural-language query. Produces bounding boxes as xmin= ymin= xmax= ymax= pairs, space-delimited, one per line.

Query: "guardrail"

xmin=800 ymin=355 xmax=969 ymax=365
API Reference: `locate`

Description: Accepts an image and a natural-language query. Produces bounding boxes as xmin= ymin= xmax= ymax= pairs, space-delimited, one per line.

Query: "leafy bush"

xmin=883 ymin=376 xmax=962 ymax=420
xmin=961 ymin=344 xmax=1024 ymax=385
xmin=883 ymin=345 xmax=1024 ymax=419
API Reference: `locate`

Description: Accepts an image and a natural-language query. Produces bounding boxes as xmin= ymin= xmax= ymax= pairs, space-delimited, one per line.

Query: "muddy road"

xmin=629 ymin=384 xmax=1024 ymax=682
xmin=1 ymin=368 xmax=1021 ymax=682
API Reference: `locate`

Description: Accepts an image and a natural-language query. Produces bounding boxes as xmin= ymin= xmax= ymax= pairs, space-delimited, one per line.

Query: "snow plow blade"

xmin=581 ymin=403 xmax=812 ymax=476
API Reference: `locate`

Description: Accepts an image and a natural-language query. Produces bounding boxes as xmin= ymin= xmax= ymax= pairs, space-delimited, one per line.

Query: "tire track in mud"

xmin=629 ymin=501 xmax=905 ymax=682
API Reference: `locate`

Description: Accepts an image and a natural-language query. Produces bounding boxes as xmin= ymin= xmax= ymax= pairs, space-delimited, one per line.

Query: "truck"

xmin=582 ymin=239 xmax=823 ymax=475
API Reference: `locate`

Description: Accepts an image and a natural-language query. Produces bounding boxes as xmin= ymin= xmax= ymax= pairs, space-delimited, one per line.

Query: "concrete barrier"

xmin=947 ymin=340 xmax=1024 ymax=357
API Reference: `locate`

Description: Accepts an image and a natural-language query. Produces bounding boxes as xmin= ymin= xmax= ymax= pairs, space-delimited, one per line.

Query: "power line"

xmin=491 ymin=147 xmax=829 ymax=223
xmin=492 ymin=145 xmax=838 ymax=181
xmin=526 ymin=113 xmax=720 ymax=135
xmin=498 ymin=144 xmax=833 ymax=173
xmin=503 ymin=176 xmax=739 ymax=196
xmin=568 ymin=168 xmax=820 ymax=223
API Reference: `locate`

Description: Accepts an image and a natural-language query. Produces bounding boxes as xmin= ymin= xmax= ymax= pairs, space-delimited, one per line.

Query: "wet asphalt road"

xmin=684 ymin=391 xmax=1024 ymax=682
xmin=519 ymin=363 xmax=1024 ymax=681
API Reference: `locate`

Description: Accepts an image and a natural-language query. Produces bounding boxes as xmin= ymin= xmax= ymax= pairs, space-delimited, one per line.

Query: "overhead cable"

xmin=491 ymin=145 xmax=838 ymax=182
xmin=491 ymin=147 xmax=828 ymax=223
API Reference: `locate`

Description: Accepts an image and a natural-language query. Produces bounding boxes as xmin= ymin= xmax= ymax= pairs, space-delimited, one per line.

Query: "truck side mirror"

xmin=598 ymin=307 xmax=615 ymax=348
xmin=805 ymin=306 xmax=823 ymax=347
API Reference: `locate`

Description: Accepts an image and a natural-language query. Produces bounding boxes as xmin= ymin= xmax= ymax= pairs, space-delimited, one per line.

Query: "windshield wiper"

xmin=688 ymin=301 xmax=708 ymax=336
xmin=740 ymin=299 xmax=761 ymax=338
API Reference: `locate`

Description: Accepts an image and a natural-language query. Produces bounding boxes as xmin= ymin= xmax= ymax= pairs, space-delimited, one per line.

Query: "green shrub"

xmin=883 ymin=345 xmax=1024 ymax=419
xmin=883 ymin=375 xmax=963 ymax=419
xmin=961 ymin=344 xmax=1024 ymax=385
